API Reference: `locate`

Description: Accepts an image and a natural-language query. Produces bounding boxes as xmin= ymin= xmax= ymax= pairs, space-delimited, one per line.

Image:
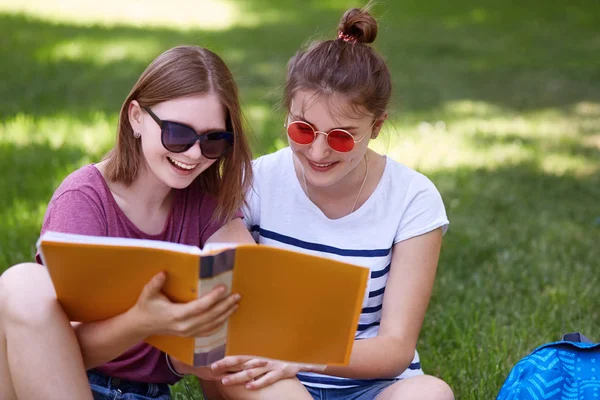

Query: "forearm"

xmin=322 ymin=336 xmax=414 ymax=379
xmin=73 ymin=307 xmax=149 ymax=369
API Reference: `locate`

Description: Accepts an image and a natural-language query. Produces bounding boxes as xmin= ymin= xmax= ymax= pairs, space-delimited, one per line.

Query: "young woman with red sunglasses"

xmin=0 ymin=46 xmax=282 ymax=400
xmin=208 ymin=6 xmax=455 ymax=400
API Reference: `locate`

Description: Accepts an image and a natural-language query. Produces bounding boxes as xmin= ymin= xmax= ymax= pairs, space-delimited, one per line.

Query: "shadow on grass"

xmin=233 ymin=0 xmax=600 ymax=111
xmin=2 ymin=0 xmax=600 ymax=122
xmin=422 ymin=163 xmax=600 ymax=397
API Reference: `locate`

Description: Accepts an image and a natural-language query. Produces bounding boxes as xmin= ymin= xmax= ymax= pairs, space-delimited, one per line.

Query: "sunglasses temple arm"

xmin=142 ymin=106 xmax=163 ymax=127
xmin=208 ymin=132 xmax=235 ymax=144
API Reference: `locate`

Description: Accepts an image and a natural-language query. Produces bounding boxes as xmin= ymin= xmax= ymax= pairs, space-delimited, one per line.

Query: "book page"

xmin=37 ymin=231 xmax=202 ymax=255
xmin=200 ymin=242 xmax=240 ymax=255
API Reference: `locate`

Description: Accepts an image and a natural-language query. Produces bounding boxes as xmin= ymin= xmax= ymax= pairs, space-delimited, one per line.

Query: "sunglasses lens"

xmin=200 ymin=132 xmax=233 ymax=159
xmin=287 ymin=122 xmax=315 ymax=145
xmin=162 ymin=122 xmax=198 ymax=153
xmin=327 ymin=130 xmax=355 ymax=152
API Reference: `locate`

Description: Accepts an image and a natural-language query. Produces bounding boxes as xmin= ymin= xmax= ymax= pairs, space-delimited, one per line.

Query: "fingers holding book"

xmin=132 ymin=271 xmax=241 ymax=338
xmin=168 ymin=355 xmax=265 ymax=382
xmin=175 ymin=289 xmax=241 ymax=336
xmin=169 ymin=357 xmax=228 ymax=381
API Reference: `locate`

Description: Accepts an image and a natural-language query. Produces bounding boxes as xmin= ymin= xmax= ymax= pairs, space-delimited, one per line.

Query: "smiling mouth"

xmin=167 ymin=157 xmax=198 ymax=170
xmin=308 ymin=160 xmax=336 ymax=168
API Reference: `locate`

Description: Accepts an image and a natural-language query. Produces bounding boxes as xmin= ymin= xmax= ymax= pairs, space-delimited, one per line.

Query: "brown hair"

xmin=284 ymin=4 xmax=391 ymax=120
xmin=104 ymin=45 xmax=252 ymax=223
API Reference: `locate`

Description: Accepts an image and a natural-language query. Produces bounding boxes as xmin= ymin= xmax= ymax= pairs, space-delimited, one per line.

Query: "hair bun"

xmin=337 ymin=7 xmax=378 ymax=44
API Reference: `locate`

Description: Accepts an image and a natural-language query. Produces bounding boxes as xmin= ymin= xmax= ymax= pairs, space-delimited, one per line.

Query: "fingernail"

xmin=222 ymin=378 xmax=230 ymax=385
xmin=233 ymin=294 xmax=241 ymax=301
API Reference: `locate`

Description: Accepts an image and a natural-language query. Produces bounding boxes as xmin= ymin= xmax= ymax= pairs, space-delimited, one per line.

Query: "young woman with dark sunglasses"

xmin=207 ymin=6 xmax=455 ymax=400
xmin=0 ymin=46 xmax=306 ymax=400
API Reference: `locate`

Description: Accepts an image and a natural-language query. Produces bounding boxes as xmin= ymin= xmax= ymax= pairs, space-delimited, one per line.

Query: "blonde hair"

xmin=104 ymin=45 xmax=252 ymax=223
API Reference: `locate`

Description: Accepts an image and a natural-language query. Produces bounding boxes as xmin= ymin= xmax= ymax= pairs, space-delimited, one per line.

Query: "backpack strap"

xmin=561 ymin=331 xmax=594 ymax=344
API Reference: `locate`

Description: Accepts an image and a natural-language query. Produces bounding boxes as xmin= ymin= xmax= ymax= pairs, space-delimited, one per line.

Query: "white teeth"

xmin=312 ymin=161 xmax=333 ymax=167
xmin=168 ymin=157 xmax=196 ymax=170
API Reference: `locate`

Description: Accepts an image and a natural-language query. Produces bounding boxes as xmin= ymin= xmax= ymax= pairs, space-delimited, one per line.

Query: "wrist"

xmin=166 ymin=354 xmax=185 ymax=378
xmin=124 ymin=304 xmax=154 ymax=340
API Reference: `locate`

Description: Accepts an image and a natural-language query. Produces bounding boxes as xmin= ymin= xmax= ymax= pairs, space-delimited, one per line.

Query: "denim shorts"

xmin=306 ymin=381 xmax=398 ymax=400
xmin=88 ymin=370 xmax=171 ymax=400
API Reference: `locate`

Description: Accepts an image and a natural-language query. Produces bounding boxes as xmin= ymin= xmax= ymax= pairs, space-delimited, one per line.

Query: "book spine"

xmin=193 ymin=344 xmax=227 ymax=367
xmin=193 ymin=249 xmax=237 ymax=365
xmin=199 ymin=249 xmax=237 ymax=280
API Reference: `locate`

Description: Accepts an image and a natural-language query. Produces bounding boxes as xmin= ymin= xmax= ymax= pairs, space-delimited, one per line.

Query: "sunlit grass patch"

xmin=0 ymin=0 xmax=242 ymax=30
xmin=0 ymin=199 xmax=47 ymax=268
xmin=371 ymin=100 xmax=600 ymax=176
xmin=0 ymin=112 xmax=115 ymax=156
xmin=0 ymin=111 xmax=115 ymax=269
xmin=41 ymin=38 xmax=163 ymax=65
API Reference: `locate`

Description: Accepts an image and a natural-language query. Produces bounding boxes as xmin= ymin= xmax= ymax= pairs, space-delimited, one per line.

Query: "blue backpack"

xmin=497 ymin=333 xmax=600 ymax=399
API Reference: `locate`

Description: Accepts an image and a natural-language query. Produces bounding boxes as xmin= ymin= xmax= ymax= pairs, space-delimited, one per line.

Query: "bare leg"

xmin=0 ymin=275 xmax=17 ymax=400
xmin=217 ymin=377 xmax=313 ymax=400
xmin=200 ymin=380 xmax=226 ymax=400
xmin=0 ymin=263 xmax=93 ymax=400
xmin=376 ymin=375 xmax=454 ymax=400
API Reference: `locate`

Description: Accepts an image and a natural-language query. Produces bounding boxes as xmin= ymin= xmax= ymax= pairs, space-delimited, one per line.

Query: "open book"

xmin=37 ymin=231 xmax=369 ymax=367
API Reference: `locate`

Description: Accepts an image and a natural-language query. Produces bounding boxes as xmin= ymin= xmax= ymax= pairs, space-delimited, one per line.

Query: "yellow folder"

xmin=37 ymin=231 xmax=369 ymax=367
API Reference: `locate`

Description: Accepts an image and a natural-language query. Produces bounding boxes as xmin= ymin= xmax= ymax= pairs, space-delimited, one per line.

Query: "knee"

xmin=217 ymin=383 xmax=259 ymax=400
xmin=423 ymin=376 xmax=454 ymax=400
xmin=390 ymin=375 xmax=454 ymax=400
xmin=216 ymin=378 xmax=309 ymax=400
xmin=0 ymin=263 xmax=59 ymax=326
xmin=199 ymin=381 xmax=226 ymax=400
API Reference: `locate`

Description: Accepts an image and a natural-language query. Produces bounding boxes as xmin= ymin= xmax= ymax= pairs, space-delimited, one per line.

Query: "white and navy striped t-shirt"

xmin=243 ymin=147 xmax=449 ymax=389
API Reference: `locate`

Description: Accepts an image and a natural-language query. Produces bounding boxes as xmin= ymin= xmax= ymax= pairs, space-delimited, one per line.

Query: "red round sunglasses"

xmin=286 ymin=120 xmax=374 ymax=153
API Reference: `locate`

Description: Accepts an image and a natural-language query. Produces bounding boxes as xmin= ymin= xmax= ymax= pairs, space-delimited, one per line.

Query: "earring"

xmin=134 ymin=130 xmax=141 ymax=138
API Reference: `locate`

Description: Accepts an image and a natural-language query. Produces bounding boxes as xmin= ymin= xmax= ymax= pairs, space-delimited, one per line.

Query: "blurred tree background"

xmin=0 ymin=0 xmax=598 ymax=397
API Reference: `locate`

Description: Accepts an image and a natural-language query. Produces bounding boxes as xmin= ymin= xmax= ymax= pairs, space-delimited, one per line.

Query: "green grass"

xmin=1 ymin=0 xmax=599 ymax=398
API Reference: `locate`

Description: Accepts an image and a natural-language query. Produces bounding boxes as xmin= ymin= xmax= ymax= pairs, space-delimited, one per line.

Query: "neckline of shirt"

xmin=285 ymin=148 xmax=390 ymax=223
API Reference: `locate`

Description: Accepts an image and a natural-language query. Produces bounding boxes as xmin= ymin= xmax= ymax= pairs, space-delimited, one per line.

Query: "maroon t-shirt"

xmin=37 ymin=165 xmax=233 ymax=384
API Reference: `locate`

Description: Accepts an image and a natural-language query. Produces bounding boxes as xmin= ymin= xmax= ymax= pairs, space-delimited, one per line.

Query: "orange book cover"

xmin=37 ymin=232 xmax=369 ymax=367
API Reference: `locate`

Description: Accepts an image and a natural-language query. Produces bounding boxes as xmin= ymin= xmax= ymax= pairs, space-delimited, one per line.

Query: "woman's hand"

xmin=211 ymin=356 xmax=326 ymax=389
xmin=170 ymin=357 xmax=229 ymax=381
xmin=129 ymin=271 xmax=240 ymax=338
xmin=170 ymin=356 xmax=269 ymax=382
